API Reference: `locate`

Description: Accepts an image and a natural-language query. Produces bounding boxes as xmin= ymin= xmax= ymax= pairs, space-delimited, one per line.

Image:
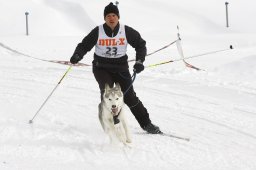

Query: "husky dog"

xmin=99 ymin=83 xmax=132 ymax=145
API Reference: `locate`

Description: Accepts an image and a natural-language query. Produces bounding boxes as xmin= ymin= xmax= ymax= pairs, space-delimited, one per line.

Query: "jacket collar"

xmin=103 ymin=22 xmax=120 ymax=37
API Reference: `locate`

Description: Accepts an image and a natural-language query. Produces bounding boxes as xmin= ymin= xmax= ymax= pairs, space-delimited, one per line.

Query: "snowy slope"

xmin=1 ymin=0 xmax=256 ymax=170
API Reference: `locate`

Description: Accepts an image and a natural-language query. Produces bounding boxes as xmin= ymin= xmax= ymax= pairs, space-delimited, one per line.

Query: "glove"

xmin=133 ymin=60 xmax=144 ymax=74
xmin=70 ymin=53 xmax=82 ymax=64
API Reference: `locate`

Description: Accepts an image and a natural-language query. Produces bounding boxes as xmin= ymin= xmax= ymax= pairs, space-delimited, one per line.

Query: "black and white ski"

xmin=159 ymin=132 xmax=190 ymax=141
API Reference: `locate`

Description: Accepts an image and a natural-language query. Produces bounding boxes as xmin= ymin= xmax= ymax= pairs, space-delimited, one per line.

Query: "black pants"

xmin=93 ymin=67 xmax=151 ymax=128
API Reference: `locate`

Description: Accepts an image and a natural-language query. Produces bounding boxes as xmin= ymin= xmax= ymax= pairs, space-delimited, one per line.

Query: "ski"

xmin=159 ymin=132 xmax=190 ymax=141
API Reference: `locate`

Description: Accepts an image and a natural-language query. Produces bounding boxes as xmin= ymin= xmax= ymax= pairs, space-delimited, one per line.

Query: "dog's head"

xmin=103 ymin=83 xmax=124 ymax=115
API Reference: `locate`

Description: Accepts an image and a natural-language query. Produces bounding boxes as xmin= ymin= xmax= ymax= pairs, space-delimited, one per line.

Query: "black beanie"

xmin=104 ymin=2 xmax=119 ymax=18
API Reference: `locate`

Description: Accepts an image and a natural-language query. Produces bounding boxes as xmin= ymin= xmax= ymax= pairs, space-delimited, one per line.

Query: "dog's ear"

xmin=105 ymin=84 xmax=110 ymax=93
xmin=104 ymin=84 xmax=111 ymax=98
xmin=115 ymin=83 xmax=121 ymax=91
xmin=105 ymin=83 xmax=110 ymax=89
xmin=115 ymin=83 xmax=123 ymax=97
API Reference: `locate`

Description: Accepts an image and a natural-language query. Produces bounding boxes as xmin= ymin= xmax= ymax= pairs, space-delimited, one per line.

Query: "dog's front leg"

xmin=101 ymin=113 xmax=120 ymax=145
xmin=114 ymin=123 xmax=127 ymax=144
xmin=120 ymin=115 xmax=132 ymax=143
xmin=102 ymin=121 xmax=115 ymax=144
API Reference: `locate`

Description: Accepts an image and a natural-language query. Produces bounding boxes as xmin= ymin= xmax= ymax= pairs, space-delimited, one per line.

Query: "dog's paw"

xmin=126 ymin=138 xmax=132 ymax=143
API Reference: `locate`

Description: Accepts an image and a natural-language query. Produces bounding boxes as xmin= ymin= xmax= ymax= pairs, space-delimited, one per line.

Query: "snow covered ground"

xmin=1 ymin=0 xmax=256 ymax=169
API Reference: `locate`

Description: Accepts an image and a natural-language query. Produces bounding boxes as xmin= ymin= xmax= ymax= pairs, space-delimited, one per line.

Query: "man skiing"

xmin=70 ymin=2 xmax=162 ymax=134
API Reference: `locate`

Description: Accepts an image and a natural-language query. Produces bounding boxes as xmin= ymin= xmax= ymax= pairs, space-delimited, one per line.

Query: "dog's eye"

xmin=109 ymin=98 xmax=112 ymax=101
xmin=116 ymin=98 xmax=119 ymax=100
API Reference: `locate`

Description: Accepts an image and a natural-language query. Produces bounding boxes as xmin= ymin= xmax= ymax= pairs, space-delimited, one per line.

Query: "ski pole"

xmin=128 ymin=39 xmax=179 ymax=62
xmin=146 ymin=60 xmax=174 ymax=68
xmin=187 ymin=45 xmax=233 ymax=59
xmin=28 ymin=66 xmax=72 ymax=124
xmin=146 ymin=39 xmax=179 ymax=57
xmin=146 ymin=45 xmax=233 ymax=68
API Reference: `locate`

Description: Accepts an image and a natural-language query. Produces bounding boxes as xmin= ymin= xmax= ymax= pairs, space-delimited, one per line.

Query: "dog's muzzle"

xmin=111 ymin=105 xmax=119 ymax=116
xmin=112 ymin=106 xmax=121 ymax=124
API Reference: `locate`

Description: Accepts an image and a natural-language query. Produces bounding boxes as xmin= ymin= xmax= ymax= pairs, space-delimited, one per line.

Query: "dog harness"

xmin=112 ymin=109 xmax=122 ymax=124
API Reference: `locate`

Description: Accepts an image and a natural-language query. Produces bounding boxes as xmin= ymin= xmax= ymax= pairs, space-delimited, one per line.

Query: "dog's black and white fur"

xmin=98 ymin=83 xmax=132 ymax=145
